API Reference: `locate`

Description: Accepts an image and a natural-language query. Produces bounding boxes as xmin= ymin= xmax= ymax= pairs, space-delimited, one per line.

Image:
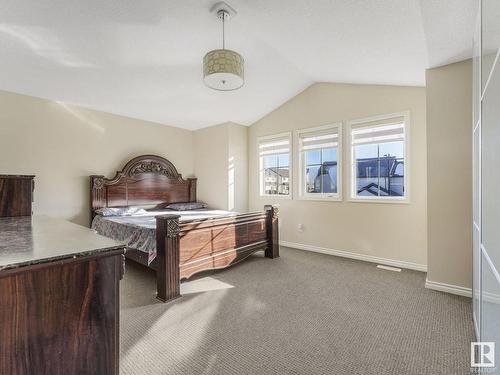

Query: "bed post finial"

xmin=90 ymin=175 xmax=106 ymax=226
xmin=155 ymin=214 xmax=182 ymax=303
xmin=264 ymin=205 xmax=280 ymax=259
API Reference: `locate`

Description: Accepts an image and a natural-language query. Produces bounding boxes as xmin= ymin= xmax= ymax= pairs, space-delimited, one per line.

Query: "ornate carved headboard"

xmin=90 ymin=155 xmax=197 ymax=222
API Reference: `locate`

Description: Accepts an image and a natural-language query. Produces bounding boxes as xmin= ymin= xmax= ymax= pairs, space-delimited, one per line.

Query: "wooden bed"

xmin=90 ymin=155 xmax=279 ymax=303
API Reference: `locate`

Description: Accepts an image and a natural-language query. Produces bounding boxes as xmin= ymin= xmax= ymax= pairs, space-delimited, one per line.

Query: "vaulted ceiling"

xmin=0 ymin=0 xmax=477 ymax=130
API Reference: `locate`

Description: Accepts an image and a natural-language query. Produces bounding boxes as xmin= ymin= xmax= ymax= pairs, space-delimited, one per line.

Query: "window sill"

xmin=297 ymin=195 xmax=342 ymax=202
xmin=348 ymin=197 xmax=410 ymax=204
xmin=259 ymin=194 xmax=292 ymax=200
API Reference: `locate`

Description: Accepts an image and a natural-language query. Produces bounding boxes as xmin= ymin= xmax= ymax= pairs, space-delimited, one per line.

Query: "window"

xmin=258 ymin=132 xmax=291 ymax=197
xmin=297 ymin=123 xmax=342 ymax=200
xmin=348 ymin=112 xmax=409 ymax=202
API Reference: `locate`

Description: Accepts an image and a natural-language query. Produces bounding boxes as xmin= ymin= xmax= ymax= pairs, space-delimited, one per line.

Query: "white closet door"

xmin=473 ymin=6 xmax=481 ymax=337
xmin=478 ymin=1 xmax=500 ymax=370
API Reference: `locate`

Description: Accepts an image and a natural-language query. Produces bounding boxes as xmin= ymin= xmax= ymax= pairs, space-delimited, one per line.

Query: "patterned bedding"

xmin=91 ymin=209 xmax=238 ymax=264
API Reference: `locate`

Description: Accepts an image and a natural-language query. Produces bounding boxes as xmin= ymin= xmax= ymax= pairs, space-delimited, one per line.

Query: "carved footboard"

xmin=155 ymin=205 xmax=279 ymax=302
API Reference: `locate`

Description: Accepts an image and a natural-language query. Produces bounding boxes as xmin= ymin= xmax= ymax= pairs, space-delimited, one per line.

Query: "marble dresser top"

xmin=0 ymin=215 xmax=125 ymax=271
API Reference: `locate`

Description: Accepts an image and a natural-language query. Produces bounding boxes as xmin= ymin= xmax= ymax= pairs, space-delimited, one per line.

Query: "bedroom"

xmin=0 ymin=1 xmax=496 ymax=374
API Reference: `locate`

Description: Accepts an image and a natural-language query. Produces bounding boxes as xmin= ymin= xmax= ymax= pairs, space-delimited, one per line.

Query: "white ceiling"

xmin=0 ymin=0 xmax=477 ymax=130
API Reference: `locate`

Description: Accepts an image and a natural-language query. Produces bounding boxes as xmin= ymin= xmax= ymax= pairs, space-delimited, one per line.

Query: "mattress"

xmin=91 ymin=209 xmax=238 ymax=264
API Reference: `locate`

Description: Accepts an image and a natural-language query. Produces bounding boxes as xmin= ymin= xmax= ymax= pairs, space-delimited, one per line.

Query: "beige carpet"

xmin=120 ymin=247 xmax=473 ymax=375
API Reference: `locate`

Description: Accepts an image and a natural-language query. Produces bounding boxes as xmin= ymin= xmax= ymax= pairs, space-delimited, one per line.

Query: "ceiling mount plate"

xmin=210 ymin=2 xmax=237 ymax=20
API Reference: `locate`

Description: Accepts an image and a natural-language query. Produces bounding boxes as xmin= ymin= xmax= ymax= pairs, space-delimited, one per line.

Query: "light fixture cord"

xmin=222 ymin=13 xmax=225 ymax=49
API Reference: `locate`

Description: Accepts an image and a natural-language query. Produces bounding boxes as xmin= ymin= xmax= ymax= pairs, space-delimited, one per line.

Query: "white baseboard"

xmin=280 ymin=240 xmax=427 ymax=272
xmin=425 ymin=279 xmax=472 ymax=298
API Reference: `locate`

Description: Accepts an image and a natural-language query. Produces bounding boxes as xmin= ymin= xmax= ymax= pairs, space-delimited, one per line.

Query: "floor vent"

xmin=377 ymin=265 xmax=402 ymax=272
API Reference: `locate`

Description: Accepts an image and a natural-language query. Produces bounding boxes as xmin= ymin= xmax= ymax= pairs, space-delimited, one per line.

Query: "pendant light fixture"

xmin=203 ymin=2 xmax=244 ymax=91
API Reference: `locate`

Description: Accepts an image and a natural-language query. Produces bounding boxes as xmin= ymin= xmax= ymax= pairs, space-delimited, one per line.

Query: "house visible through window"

xmin=258 ymin=133 xmax=291 ymax=196
xmin=349 ymin=113 xmax=408 ymax=201
xmin=297 ymin=123 xmax=341 ymax=199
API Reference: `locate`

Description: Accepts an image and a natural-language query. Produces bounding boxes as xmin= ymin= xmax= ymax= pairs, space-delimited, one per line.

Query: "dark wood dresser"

xmin=0 ymin=175 xmax=35 ymax=217
xmin=0 ymin=216 xmax=125 ymax=375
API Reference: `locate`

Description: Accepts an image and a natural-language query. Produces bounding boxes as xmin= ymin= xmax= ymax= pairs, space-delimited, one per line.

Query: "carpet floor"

xmin=120 ymin=247 xmax=474 ymax=375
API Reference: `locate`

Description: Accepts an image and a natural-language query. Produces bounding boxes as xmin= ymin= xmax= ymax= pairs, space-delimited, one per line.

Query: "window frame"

xmin=296 ymin=123 xmax=343 ymax=201
xmin=347 ymin=111 xmax=410 ymax=204
xmin=257 ymin=131 xmax=293 ymax=199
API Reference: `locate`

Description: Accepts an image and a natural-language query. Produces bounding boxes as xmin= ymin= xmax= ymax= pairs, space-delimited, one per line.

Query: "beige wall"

xmin=426 ymin=60 xmax=472 ymax=289
xmin=228 ymin=123 xmax=248 ymax=212
xmin=0 ymin=90 xmax=194 ymax=226
xmin=248 ymin=83 xmax=428 ymax=267
xmin=194 ymin=123 xmax=229 ymax=210
xmin=194 ymin=122 xmax=248 ymax=212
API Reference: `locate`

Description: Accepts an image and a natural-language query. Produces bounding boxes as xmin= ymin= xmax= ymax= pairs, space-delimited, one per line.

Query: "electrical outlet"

xmin=297 ymin=223 xmax=304 ymax=232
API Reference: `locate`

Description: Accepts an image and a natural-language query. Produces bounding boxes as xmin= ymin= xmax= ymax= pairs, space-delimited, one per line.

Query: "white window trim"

xmin=257 ymin=131 xmax=293 ymax=199
xmin=296 ymin=123 xmax=343 ymax=202
xmin=347 ymin=111 xmax=410 ymax=204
